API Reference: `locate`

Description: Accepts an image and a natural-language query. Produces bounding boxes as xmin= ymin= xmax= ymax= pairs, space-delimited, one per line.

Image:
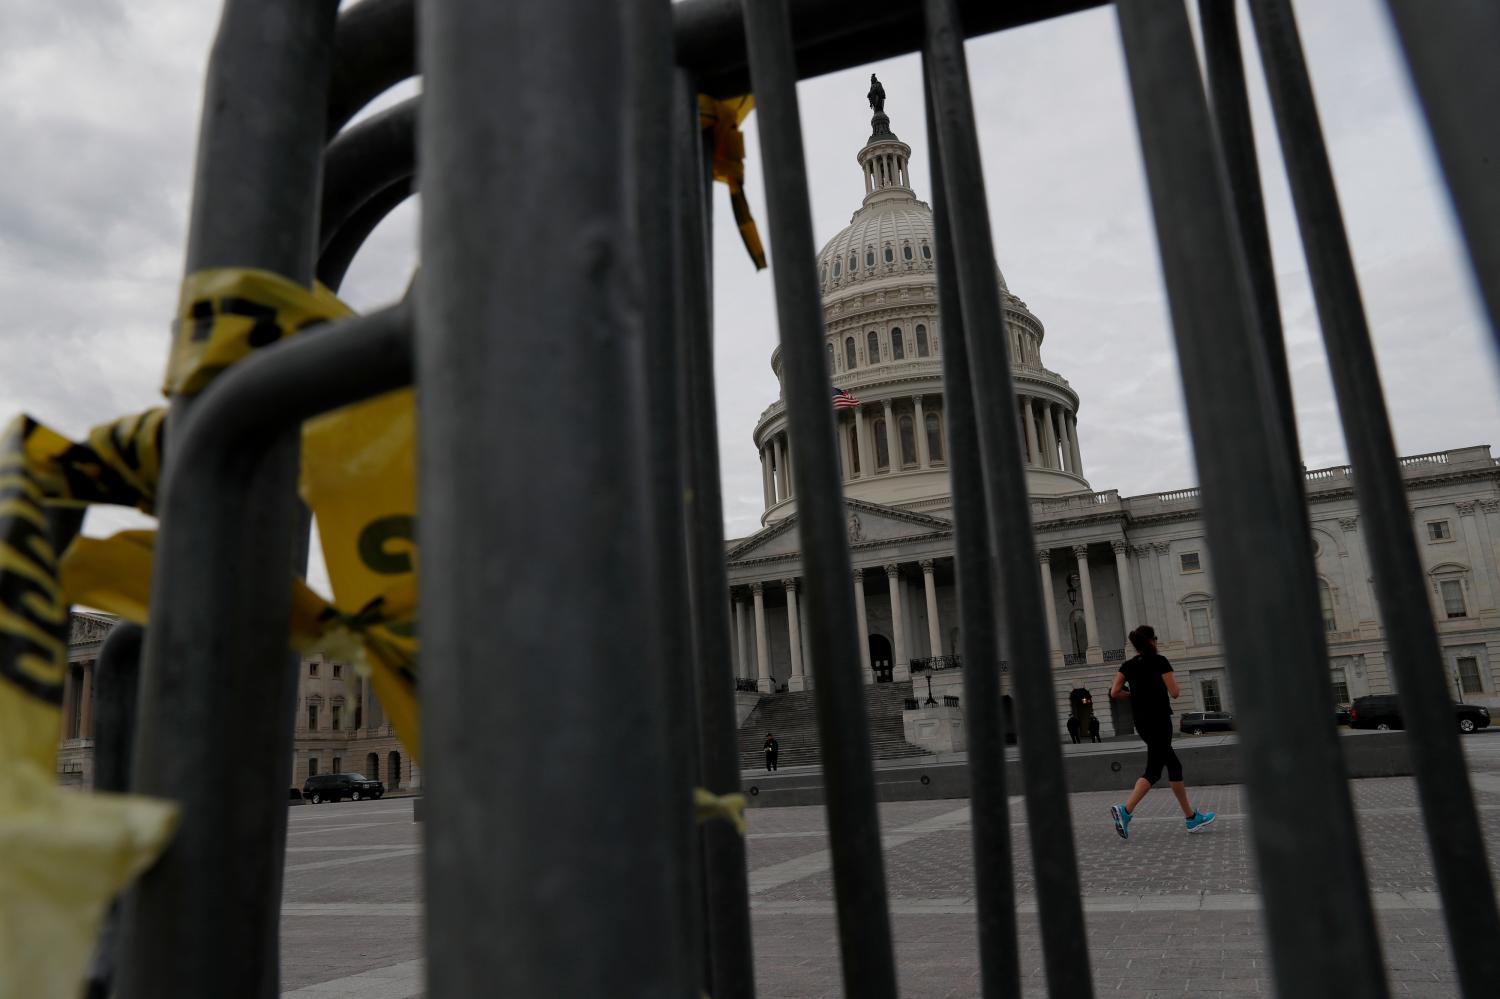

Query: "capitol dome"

xmin=754 ymin=79 xmax=1090 ymax=525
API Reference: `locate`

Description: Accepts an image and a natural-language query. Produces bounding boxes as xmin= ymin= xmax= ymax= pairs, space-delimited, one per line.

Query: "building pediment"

xmin=69 ymin=611 xmax=117 ymax=648
xmin=726 ymin=498 xmax=952 ymax=565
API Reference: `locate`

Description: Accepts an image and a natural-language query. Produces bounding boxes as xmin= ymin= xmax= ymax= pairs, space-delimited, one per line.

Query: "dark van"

xmin=1348 ymin=694 xmax=1491 ymax=734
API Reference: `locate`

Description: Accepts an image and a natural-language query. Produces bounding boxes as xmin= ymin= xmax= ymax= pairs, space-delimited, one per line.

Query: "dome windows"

xmin=832 ymin=258 xmax=842 ymax=278
xmin=916 ymin=324 xmax=929 ymax=357
xmin=865 ymin=249 xmax=875 ymax=269
xmin=902 ymin=244 xmax=913 ymax=261
xmin=826 ymin=342 xmax=834 ymax=372
xmin=921 ymin=243 xmax=932 ymax=260
xmin=883 ymin=246 xmax=894 ymax=264
xmin=891 ymin=327 xmax=904 ymax=360
xmin=848 ymin=253 xmax=858 ymax=274
xmin=844 ymin=336 xmax=857 ymax=370
xmin=866 ymin=330 xmax=880 ymax=363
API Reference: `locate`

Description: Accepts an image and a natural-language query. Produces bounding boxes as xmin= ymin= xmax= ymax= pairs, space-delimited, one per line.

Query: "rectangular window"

xmin=1440 ymin=579 xmax=1467 ymax=618
xmin=1330 ymin=667 xmax=1349 ymax=705
xmin=1201 ymin=678 xmax=1222 ymax=713
xmin=1427 ymin=521 xmax=1452 ymax=542
xmin=1189 ymin=607 xmax=1212 ymax=645
xmin=331 ymin=705 xmax=342 ymax=731
xmin=1457 ymin=656 xmax=1483 ymax=695
xmin=332 ymin=756 xmax=342 ymax=774
xmin=333 ymin=663 xmax=342 ymax=679
xmin=308 ymin=661 xmax=319 ymax=677
xmin=308 ymin=758 xmax=319 ymax=778
xmin=1180 ymin=552 xmax=1201 ymax=573
xmin=307 ymin=703 xmax=318 ymax=731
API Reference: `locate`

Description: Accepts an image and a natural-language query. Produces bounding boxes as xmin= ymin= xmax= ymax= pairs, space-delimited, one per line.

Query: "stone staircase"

xmin=737 ymin=680 xmax=930 ymax=770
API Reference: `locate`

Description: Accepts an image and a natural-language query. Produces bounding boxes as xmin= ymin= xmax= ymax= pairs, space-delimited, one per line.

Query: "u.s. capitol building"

xmin=722 ymin=88 xmax=1500 ymax=744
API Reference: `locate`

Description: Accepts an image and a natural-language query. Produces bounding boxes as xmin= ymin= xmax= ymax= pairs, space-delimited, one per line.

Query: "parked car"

xmin=1348 ymin=694 xmax=1492 ymax=734
xmin=302 ymin=772 xmax=384 ymax=804
xmin=1179 ymin=711 xmax=1234 ymax=735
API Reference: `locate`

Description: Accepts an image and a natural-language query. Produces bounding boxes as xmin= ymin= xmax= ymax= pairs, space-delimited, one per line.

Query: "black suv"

xmin=1348 ymin=694 xmax=1491 ymax=734
xmin=302 ymin=772 xmax=384 ymax=804
xmin=1179 ymin=711 xmax=1234 ymax=734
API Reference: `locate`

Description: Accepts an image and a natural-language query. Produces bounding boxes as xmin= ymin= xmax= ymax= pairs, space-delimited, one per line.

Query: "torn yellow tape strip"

xmin=165 ymin=267 xmax=353 ymax=396
xmin=694 ymin=787 xmax=748 ymax=836
xmin=699 ymin=94 xmax=767 ymax=271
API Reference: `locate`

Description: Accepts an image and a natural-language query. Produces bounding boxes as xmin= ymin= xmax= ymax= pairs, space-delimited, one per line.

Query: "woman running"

xmin=1108 ymin=625 xmax=1216 ymax=838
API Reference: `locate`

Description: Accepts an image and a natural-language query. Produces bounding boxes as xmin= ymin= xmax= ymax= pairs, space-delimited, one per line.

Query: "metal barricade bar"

xmin=1243 ymin=2 xmax=1500 ymax=990
xmin=740 ymin=0 xmax=899 ymax=994
xmin=922 ymin=0 xmax=1093 ymax=994
xmin=416 ymin=0 xmax=692 ymax=994
xmin=1114 ymin=2 xmax=1389 ymax=995
xmin=923 ymin=53 xmax=1022 ymax=999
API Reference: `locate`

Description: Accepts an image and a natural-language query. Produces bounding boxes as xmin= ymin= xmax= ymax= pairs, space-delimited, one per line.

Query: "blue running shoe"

xmin=1186 ymin=810 xmax=1217 ymax=833
xmin=1110 ymin=803 xmax=1132 ymax=840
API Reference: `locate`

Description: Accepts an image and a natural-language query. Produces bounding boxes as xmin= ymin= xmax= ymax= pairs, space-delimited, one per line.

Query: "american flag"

xmin=832 ymin=387 xmax=861 ymax=410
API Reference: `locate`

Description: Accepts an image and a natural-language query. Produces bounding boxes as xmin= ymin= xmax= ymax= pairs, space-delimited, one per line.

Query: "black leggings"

xmin=1140 ymin=723 xmax=1183 ymax=784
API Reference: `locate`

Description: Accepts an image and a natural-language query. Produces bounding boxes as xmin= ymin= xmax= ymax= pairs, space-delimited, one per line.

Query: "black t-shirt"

xmin=1119 ymin=653 xmax=1173 ymax=726
xmin=764 ymin=738 xmax=778 ymax=754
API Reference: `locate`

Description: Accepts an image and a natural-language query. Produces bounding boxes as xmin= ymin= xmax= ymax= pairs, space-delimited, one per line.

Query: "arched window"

xmin=916 ymin=324 xmax=930 ymax=357
xmin=902 ymin=244 xmax=913 ymax=261
xmin=1319 ymin=580 xmax=1337 ymax=632
xmin=926 ymin=412 xmax=944 ymax=462
xmin=865 ymin=249 xmax=875 ymax=269
xmin=826 ymin=342 xmax=834 ymax=372
xmin=820 ymin=264 xmax=827 ymax=284
xmin=873 ymin=419 xmax=890 ymax=469
xmin=388 ymin=751 xmax=402 ymax=790
xmin=833 ymin=258 xmax=841 ymax=278
xmin=899 ymin=414 xmax=916 ymax=466
xmin=867 ymin=330 xmax=880 ymax=363
xmin=883 ymin=246 xmax=894 ymax=263
xmin=921 ymin=243 xmax=932 ymax=260
xmin=845 ymin=336 xmax=857 ymax=370
xmin=891 ymin=326 xmax=904 ymax=360
xmin=847 ymin=426 xmax=861 ymax=476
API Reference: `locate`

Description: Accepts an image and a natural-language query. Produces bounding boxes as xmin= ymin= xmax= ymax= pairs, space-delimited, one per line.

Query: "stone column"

xmin=1041 ymin=402 xmax=1059 ymax=468
xmin=79 ymin=661 xmax=94 ymax=740
xmin=853 ymin=568 xmax=873 ymax=681
xmin=1068 ymin=413 xmax=1083 ymax=475
xmin=736 ymin=596 xmax=752 ymax=679
xmin=752 ymin=582 xmax=772 ymax=692
xmin=1456 ymin=501 xmax=1492 ymax=610
xmin=921 ymin=559 xmax=942 ymax=660
xmin=774 ymin=436 xmax=788 ymax=502
xmin=1112 ymin=540 xmax=1135 ymax=641
xmin=1023 ymin=397 xmax=1040 ymax=465
xmin=914 ymin=395 xmax=930 ymax=468
xmin=1073 ymin=544 xmax=1101 ymax=661
xmin=1039 ymin=550 xmax=1063 ymax=666
xmin=854 ymin=406 xmax=872 ymax=478
xmin=60 ymin=665 xmax=76 ymax=740
xmin=886 ymin=564 xmax=908 ymax=680
xmin=784 ymin=579 xmax=807 ymax=691
xmin=1152 ymin=541 xmax=1180 ymax=647
xmin=1338 ymin=517 xmax=1376 ymax=628
xmin=760 ymin=447 xmax=772 ymax=508
xmin=882 ymin=398 xmax=898 ymax=471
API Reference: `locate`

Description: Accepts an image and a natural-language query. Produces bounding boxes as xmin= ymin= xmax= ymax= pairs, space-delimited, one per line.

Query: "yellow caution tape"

xmin=694 ymin=787 xmax=748 ymax=836
xmin=165 ymin=267 xmax=352 ymax=396
xmin=699 ymin=95 xmax=767 ymax=271
xmin=0 ymin=413 xmax=177 ymax=999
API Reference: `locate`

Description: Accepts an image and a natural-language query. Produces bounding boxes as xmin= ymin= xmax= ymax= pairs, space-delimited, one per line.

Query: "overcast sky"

xmin=2 ymin=0 xmax=1496 ymax=595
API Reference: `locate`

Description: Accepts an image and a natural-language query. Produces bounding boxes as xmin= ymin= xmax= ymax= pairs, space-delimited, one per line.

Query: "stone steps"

xmin=737 ymin=681 xmax=929 ymax=770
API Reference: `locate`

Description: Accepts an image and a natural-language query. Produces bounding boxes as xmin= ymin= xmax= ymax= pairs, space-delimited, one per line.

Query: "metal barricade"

xmin=90 ymin=0 xmax=1497 ymax=997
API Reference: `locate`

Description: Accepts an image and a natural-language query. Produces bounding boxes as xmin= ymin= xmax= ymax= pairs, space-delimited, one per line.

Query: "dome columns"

xmin=1019 ymin=395 xmax=1085 ymax=477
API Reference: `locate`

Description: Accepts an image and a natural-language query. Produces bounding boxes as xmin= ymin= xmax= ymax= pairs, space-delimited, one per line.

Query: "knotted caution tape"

xmin=699 ymin=95 xmax=767 ymax=270
xmin=694 ymin=787 xmax=748 ymax=836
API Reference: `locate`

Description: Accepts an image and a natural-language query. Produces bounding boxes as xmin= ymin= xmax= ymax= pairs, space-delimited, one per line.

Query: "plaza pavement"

xmin=280 ymin=731 xmax=1500 ymax=997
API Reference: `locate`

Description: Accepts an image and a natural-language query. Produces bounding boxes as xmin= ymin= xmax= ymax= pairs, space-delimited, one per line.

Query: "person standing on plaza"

xmin=764 ymin=732 xmax=779 ymax=772
xmin=1108 ymin=625 xmax=1216 ymax=837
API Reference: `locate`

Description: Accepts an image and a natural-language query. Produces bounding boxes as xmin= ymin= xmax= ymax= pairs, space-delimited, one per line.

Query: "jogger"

xmin=1108 ymin=625 xmax=1216 ymax=838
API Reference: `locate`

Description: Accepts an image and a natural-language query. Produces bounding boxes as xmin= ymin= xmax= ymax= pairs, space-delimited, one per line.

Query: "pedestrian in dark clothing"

xmin=1066 ymin=715 xmax=1080 ymax=744
xmin=1088 ymin=716 xmax=1101 ymax=743
xmin=1108 ymin=625 xmax=1216 ymax=838
xmin=763 ymin=733 xmax=779 ymax=772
